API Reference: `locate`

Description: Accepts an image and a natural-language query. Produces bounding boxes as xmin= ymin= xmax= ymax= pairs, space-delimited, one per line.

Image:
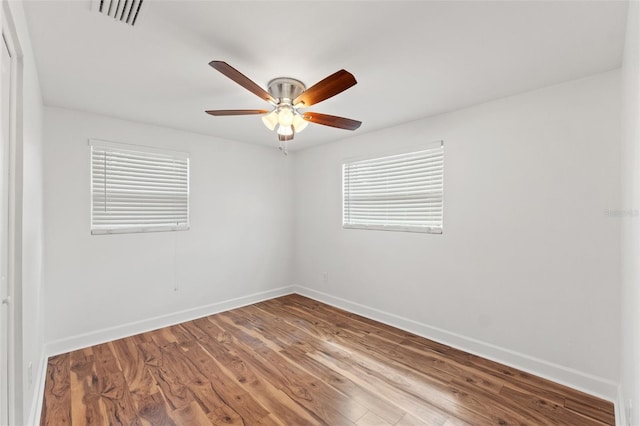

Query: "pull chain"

xmin=278 ymin=138 xmax=288 ymax=155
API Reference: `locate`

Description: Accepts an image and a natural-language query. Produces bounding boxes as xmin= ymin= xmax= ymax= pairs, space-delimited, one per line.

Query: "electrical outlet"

xmin=322 ymin=272 xmax=328 ymax=283
xmin=28 ymin=362 xmax=33 ymax=386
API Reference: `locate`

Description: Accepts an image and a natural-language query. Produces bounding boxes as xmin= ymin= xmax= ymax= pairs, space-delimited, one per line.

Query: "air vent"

xmin=93 ymin=0 xmax=145 ymax=26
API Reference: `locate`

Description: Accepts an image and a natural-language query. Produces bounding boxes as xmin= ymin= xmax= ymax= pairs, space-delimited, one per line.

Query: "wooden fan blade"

xmin=302 ymin=112 xmax=362 ymax=130
xmin=293 ymin=70 xmax=357 ymax=107
xmin=205 ymin=109 xmax=269 ymax=116
xmin=209 ymin=61 xmax=274 ymax=103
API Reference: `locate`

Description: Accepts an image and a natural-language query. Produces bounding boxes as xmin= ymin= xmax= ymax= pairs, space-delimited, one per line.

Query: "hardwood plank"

xmin=395 ymin=412 xmax=433 ymax=426
xmin=40 ymin=354 xmax=71 ymax=426
xmin=189 ymin=381 xmax=245 ymax=425
xmin=275 ymin=296 xmax=426 ymax=344
xmin=185 ymin=318 xmax=322 ymax=425
xmin=149 ymin=327 xmax=179 ymax=348
xmin=355 ymin=410 xmax=392 ymax=426
xmin=499 ymin=384 xmax=607 ymax=426
xmin=254 ymin=413 xmax=286 ymax=426
xmin=132 ymin=392 xmax=177 ymax=426
xmin=256 ymin=300 xmax=494 ymax=423
xmin=160 ymin=342 xmax=245 ymax=425
xmin=278 ymin=295 xmax=452 ymax=354
xmin=171 ymin=400 xmax=214 ymax=425
xmin=41 ymin=295 xmax=616 ymax=426
xmin=110 ymin=337 xmax=152 ymax=390
xmin=306 ymin=340 xmax=451 ymax=423
xmin=69 ymin=349 xmax=105 ymax=425
xmin=98 ymin=372 xmax=144 ymax=425
xmin=280 ymin=346 xmax=406 ymax=424
xmin=177 ymin=324 xmax=273 ymax=424
xmin=139 ymin=344 xmax=192 ymax=412
xmin=261 ymin=296 xmax=608 ymax=425
xmin=441 ymin=417 xmax=475 ymax=426
xmin=214 ymin=310 xmax=367 ymax=423
xmin=268 ymin=297 xmax=504 ymax=396
xmin=565 ymin=394 xmax=616 ymax=425
xmin=92 ymin=343 xmax=143 ymax=425
xmin=110 ymin=337 xmax=177 ymax=425
xmin=234 ymin=304 xmax=406 ymax=424
xmin=263 ymin=300 xmax=457 ymax=385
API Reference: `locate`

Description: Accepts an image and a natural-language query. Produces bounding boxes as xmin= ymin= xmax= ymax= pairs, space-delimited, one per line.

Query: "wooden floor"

xmin=40 ymin=294 xmax=615 ymax=425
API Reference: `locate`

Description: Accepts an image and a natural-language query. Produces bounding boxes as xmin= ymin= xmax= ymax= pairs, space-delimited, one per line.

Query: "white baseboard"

xmin=45 ymin=285 xmax=295 ymax=357
xmin=294 ymin=285 xmax=619 ymax=403
xmin=27 ymin=352 xmax=48 ymax=426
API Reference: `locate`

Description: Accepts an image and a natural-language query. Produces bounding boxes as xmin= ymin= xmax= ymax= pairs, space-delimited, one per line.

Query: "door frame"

xmin=0 ymin=31 xmax=10 ymax=426
xmin=0 ymin=2 xmax=24 ymax=425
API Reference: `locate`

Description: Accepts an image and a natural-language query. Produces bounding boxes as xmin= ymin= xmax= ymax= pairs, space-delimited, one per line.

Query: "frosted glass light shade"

xmin=277 ymin=125 xmax=293 ymax=136
xmin=277 ymin=108 xmax=294 ymax=127
xmin=262 ymin=110 xmax=278 ymax=131
xmin=293 ymin=114 xmax=308 ymax=133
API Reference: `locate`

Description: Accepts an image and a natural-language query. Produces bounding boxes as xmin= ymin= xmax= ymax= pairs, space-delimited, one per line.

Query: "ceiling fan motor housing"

xmin=267 ymin=78 xmax=306 ymax=104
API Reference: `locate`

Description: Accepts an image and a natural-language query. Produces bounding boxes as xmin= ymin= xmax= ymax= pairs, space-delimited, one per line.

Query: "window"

xmin=90 ymin=140 xmax=189 ymax=234
xmin=343 ymin=142 xmax=444 ymax=233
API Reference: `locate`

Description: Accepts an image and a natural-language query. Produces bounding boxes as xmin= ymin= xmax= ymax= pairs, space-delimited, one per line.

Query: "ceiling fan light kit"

xmin=206 ymin=61 xmax=362 ymax=154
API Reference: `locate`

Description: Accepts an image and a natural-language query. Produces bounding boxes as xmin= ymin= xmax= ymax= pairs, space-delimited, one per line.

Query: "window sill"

xmin=91 ymin=225 xmax=190 ymax=235
xmin=343 ymin=224 xmax=442 ymax=234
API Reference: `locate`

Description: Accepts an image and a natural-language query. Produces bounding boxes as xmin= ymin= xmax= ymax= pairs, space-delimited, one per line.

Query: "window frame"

xmin=342 ymin=141 xmax=444 ymax=234
xmin=89 ymin=139 xmax=190 ymax=235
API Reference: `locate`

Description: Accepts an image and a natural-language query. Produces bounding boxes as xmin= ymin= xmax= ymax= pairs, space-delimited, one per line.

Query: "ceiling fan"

xmin=205 ymin=61 xmax=362 ymax=151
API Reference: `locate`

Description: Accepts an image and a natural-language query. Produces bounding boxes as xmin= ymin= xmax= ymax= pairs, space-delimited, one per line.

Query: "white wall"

xmin=294 ymin=71 xmax=621 ymax=399
xmin=3 ymin=1 xmax=45 ymax=424
xmin=43 ymin=107 xmax=294 ymax=352
xmin=620 ymin=0 xmax=640 ymax=424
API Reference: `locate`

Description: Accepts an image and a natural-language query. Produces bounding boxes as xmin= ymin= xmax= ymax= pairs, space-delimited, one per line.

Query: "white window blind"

xmin=90 ymin=140 xmax=189 ymax=234
xmin=343 ymin=143 xmax=444 ymax=233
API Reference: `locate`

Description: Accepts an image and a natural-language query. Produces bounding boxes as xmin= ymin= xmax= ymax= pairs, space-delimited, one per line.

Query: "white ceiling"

xmin=24 ymin=0 xmax=628 ymax=151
